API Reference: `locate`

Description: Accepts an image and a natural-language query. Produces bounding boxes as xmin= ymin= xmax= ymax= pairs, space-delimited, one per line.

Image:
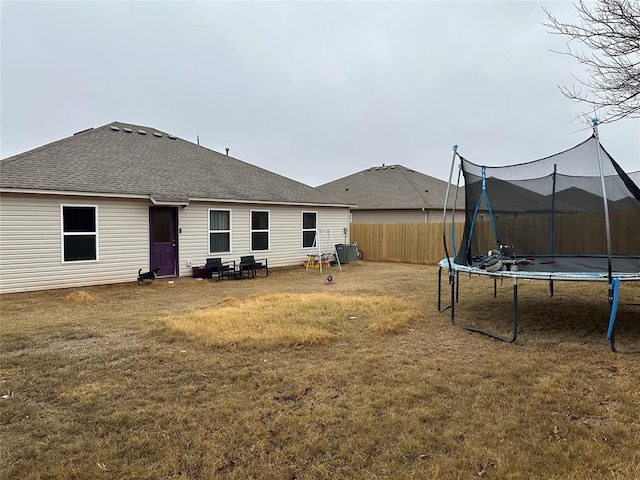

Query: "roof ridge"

xmin=107 ymin=121 xmax=175 ymax=137
xmin=329 ymin=163 xmax=405 ymax=182
xmin=1 ymin=124 xmax=101 ymax=164
xmin=0 ymin=121 xmax=143 ymax=163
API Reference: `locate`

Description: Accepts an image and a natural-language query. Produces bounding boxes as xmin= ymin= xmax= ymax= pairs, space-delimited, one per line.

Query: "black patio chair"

xmin=205 ymin=257 xmax=235 ymax=281
xmin=238 ymin=255 xmax=269 ymax=278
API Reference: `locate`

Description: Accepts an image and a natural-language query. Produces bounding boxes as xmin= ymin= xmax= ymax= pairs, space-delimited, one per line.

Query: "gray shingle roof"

xmin=317 ymin=164 xmax=463 ymax=209
xmin=0 ymin=122 xmax=351 ymax=206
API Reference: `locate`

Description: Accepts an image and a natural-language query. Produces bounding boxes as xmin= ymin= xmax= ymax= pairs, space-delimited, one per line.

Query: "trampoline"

xmin=438 ymin=120 xmax=640 ymax=352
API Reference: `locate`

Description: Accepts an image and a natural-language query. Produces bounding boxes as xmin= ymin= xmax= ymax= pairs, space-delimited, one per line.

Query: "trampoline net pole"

xmin=441 ymin=145 xmax=459 ymax=271
xmin=593 ymin=119 xmax=613 ymax=284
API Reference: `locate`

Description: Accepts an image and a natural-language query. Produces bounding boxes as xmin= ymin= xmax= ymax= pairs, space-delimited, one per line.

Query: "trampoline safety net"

xmin=453 ymin=135 xmax=640 ymax=268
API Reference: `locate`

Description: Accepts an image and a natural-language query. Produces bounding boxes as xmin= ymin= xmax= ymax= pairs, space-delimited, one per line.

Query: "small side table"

xmin=192 ymin=265 xmax=207 ymax=278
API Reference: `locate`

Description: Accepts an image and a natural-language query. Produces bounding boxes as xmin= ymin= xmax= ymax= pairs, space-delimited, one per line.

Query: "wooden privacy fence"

xmin=350 ymin=222 xmax=464 ymax=265
xmin=351 ymin=210 xmax=639 ymax=265
xmin=471 ymin=210 xmax=639 ymax=256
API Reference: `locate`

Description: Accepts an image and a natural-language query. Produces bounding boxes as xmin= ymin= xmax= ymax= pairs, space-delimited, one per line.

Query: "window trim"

xmin=250 ymin=209 xmax=270 ymax=252
xmin=60 ymin=204 xmax=99 ymax=263
xmin=302 ymin=211 xmax=317 ymax=249
xmin=208 ymin=208 xmax=232 ymax=254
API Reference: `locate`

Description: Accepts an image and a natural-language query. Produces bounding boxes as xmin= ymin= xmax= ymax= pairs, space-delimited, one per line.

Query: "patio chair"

xmin=238 ymin=255 xmax=269 ymax=278
xmin=205 ymin=257 xmax=235 ymax=281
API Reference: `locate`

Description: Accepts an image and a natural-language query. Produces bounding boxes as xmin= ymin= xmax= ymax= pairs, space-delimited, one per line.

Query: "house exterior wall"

xmin=177 ymin=201 xmax=350 ymax=275
xmin=0 ymin=193 xmax=350 ymax=294
xmin=351 ymin=208 xmax=459 ymax=223
xmin=0 ymin=193 xmax=150 ymax=293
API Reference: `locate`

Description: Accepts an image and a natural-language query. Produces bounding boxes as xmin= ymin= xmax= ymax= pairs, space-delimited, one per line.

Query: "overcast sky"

xmin=2 ymin=1 xmax=638 ymax=187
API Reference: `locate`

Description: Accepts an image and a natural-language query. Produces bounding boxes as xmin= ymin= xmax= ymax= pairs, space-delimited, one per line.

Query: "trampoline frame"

xmin=439 ymin=121 xmax=639 ymax=353
xmin=437 ymin=257 xmax=640 ymax=352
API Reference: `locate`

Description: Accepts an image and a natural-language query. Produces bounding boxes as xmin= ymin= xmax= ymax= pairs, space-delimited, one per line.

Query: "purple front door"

xmin=149 ymin=207 xmax=178 ymax=277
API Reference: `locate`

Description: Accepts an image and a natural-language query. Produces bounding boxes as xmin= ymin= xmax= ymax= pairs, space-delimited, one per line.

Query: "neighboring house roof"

xmin=317 ymin=164 xmax=464 ymax=210
xmin=629 ymin=171 xmax=640 ymax=186
xmin=0 ymin=121 xmax=352 ymax=207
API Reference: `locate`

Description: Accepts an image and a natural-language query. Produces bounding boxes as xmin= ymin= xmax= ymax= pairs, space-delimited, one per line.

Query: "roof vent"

xmin=375 ymin=167 xmax=380 ymax=170
xmin=110 ymin=125 xmax=120 ymax=131
xmin=153 ymin=132 xmax=162 ymax=138
xmin=123 ymin=128 xmax=133 ymax=133
xmin=390 ymin=166 xmax=395 ymax=169
xmin=137 ymin=129 xmax=147 ymax=135
xmin=168 ymin=135 xmax=177 ymax=140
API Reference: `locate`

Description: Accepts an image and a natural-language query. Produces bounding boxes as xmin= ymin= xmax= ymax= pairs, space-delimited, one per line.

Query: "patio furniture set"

xmin=201 ymin=256 xmax=269 ymax=281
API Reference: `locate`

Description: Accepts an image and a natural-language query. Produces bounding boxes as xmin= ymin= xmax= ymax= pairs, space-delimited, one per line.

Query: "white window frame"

xmin=208 ymin=208 xmax=232 ymax=254
xmin=250 ymin=209 xmax=270 ymax=252
xmin=302 ymin=211 xmax=317 ymax=249
xmin=60 ymin=204 xmax=99 ymax=263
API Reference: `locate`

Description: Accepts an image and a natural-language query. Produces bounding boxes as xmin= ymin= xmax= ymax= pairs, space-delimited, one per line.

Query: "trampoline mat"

xmin=441 ymin=255 xmax=640 ymax=281
xmin=477 ymin=255 xmax=640 ymax=274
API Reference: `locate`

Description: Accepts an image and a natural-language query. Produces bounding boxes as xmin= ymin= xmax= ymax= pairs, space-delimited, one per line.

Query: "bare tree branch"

xmin=543 ymin=0 xmax=640 ymax=123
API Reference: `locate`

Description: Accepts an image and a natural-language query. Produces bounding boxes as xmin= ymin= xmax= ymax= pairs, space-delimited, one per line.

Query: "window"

xmin=302 ymin=212 xmax=317 ymax=248
xmin=209 ymin=209 xmax=231 ymax=253
xmin=61 ymin=205 xmax=98 ymax=262
xmin=152 ymin=210 xmax=172 ymax=243
xmin=251 ymin=210 xmax=269 ymax=251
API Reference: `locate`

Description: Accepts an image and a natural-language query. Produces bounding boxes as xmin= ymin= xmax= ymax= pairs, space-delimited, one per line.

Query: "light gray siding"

xmin=351 ymin=208 xmax=458 ymax=223
xmin=0 ymin=193 xmax=351 ymax=293
xmin=0 ymin=193 xmax=149 ymax=293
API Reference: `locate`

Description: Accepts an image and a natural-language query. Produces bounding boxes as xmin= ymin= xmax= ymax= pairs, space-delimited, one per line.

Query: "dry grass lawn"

xmin=1 ymin=261 xmax=639 ymax=479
